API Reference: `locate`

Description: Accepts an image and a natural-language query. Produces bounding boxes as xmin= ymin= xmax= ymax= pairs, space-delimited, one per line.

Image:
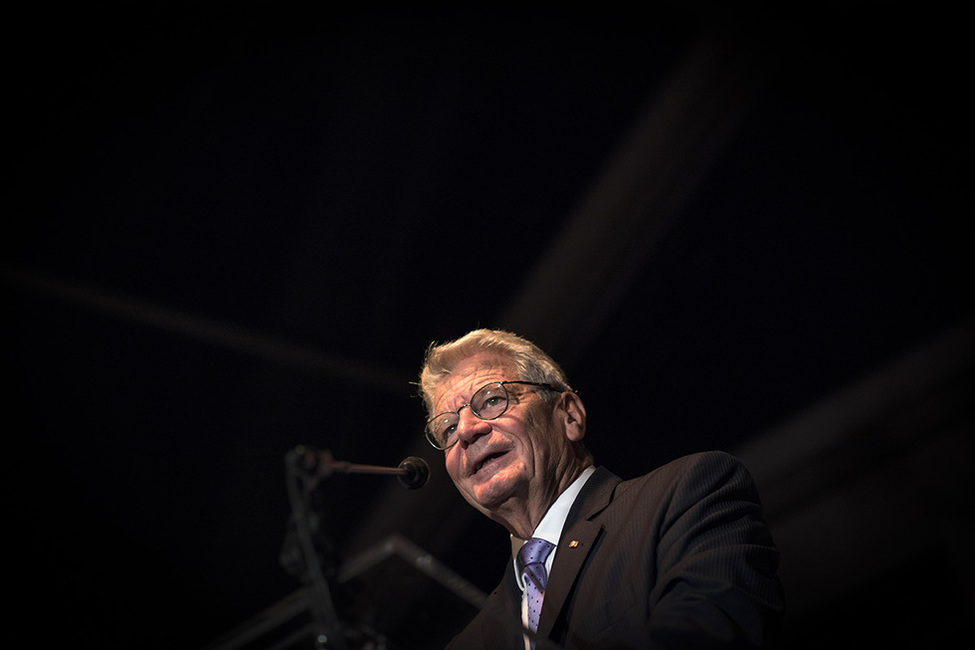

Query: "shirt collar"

xmin=511 ymin=466 xmax=595 ymax=587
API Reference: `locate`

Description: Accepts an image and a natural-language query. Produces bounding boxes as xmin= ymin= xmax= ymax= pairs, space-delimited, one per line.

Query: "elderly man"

xmin=418 ymin=329 xmax=784 ymax=649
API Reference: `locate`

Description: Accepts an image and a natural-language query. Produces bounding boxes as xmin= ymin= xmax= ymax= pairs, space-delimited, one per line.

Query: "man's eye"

xmin=438 ymin=423 xmax=457 ymax=441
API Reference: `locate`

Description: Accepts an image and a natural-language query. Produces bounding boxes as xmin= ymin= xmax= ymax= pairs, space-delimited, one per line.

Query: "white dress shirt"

xmin=510 ymin=466 xmax=596 ymax=644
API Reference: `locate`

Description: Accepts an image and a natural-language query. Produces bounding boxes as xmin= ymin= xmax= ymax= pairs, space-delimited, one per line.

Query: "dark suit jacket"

xmin=446 ymin=451 xmax=784 ymax=649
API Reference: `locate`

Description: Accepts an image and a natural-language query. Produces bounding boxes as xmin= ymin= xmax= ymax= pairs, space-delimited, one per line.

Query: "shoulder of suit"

xmin=615 ymin=450 xmax=746 ymax=492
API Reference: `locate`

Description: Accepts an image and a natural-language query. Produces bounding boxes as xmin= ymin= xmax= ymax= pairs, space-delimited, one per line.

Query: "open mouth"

xmin=474 ymin=451 xmax=508 ymax=475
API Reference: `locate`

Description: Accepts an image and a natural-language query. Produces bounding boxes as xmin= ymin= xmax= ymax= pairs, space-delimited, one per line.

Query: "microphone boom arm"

xmin=288 ymin=446 xmax=430 ymax=490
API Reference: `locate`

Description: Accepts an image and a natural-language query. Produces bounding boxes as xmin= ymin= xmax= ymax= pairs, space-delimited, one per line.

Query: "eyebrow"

xmin=436 ymin=377 xmax=501 ymax=413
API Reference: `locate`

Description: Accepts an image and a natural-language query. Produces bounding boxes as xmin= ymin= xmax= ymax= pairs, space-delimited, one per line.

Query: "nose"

xmin=455 ymin=406 xmax=490 ymax=447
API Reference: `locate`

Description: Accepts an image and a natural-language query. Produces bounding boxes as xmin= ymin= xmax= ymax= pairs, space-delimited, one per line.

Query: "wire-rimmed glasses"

xmin=425 ymin=380 xmax=560 ymax=450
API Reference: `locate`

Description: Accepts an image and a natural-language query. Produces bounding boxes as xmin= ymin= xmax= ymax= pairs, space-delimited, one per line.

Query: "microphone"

xmin=396 ymin=456 xmax=430 ymax=489
xmin=288 ymin=447 xmax=430 ymax=489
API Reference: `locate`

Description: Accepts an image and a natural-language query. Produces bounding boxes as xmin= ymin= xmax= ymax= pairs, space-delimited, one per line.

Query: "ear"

xmin=558 ymin=391 xmax=587 ymax=442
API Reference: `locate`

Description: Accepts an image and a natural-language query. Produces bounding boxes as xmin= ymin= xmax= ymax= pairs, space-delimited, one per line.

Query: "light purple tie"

xmin=518 ymin=537 xmax=555 ymax=642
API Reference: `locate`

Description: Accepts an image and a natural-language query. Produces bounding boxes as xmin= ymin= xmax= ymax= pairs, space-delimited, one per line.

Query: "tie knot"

xmin=518 ymin=537 xmax=555 ymax=571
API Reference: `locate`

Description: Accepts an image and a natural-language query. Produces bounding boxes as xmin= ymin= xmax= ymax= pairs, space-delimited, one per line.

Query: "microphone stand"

xmin=280 ymin=447 xmax=428 ymax=649
xmin=283 ymin=447 xmax=349 ymax=650
xmin=206 ymin=447 xmax=431 ymax=649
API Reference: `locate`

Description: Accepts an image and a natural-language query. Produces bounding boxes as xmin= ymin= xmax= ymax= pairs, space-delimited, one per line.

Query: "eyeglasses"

xmin=425 ymin=380 xmax=560 ymax=450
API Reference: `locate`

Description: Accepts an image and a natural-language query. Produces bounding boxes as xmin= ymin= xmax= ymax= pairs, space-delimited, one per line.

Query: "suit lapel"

xmin=535 ymin=468 xmax=620 ymax=641
xmin=503 ymin=565 xmax=533 ymax=643
xmin=535 ymin=518 xmax=601 ymax=639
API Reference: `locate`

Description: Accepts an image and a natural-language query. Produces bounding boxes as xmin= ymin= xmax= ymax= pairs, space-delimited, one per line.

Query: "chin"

xmin=470 ymin=468 xmax=526 ymax=509
xmin=468 ymin=484 xmax=508 ymax=510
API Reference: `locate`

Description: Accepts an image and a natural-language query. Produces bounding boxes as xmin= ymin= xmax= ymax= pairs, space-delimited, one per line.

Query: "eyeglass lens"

xmin=427 ymin=381 xmax=509 ymax=448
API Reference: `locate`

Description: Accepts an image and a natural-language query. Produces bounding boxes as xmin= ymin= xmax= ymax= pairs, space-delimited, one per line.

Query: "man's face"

xmin=431 ymin=352 xmax=583 ymax=524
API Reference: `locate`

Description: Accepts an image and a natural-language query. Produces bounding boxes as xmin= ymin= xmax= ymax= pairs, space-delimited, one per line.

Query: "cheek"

xmin=444 ymin=448 xmax=463 ymax=480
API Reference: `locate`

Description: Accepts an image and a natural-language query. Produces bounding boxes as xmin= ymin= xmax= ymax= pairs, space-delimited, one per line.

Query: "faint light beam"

xmin=3 ymin=267 xmax=411 ymax=394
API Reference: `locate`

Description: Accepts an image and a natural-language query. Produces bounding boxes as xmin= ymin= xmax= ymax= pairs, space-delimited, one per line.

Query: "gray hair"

xmin=418 ymin=329 xmax=572 ymax=416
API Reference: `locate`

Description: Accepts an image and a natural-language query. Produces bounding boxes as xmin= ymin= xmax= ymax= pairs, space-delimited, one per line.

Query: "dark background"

xmin=5 ymin=4 xmax=972 ymax=649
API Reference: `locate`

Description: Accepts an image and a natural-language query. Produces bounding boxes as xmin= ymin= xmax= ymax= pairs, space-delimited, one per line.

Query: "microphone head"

xmin=397 ymin=456 xmax=430 ymax=489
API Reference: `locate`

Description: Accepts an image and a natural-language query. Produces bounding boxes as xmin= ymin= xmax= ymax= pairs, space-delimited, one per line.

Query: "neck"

xmin=493 ymin=462 xmax=590 ymax=539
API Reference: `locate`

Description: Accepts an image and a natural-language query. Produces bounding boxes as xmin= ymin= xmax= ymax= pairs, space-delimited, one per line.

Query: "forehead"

xmin=432 ymin=352 xmax=514 ymax=411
